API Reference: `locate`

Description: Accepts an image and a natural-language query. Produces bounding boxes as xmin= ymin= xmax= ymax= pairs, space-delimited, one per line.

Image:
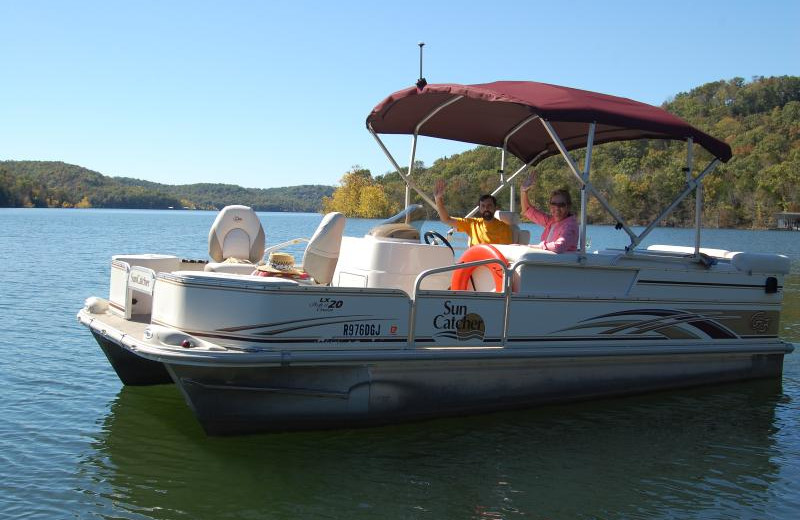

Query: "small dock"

xmin=775 ymin=212 xmax=800 ymax=230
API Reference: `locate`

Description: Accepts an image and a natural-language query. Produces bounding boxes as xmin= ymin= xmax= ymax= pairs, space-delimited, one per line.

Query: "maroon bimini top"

xmin=367 ymin=81 xmax=731 ymax=164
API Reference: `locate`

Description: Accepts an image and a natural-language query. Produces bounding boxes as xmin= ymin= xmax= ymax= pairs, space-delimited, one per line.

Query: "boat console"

xmin=333 ymin=235 xmax=453 ymax=294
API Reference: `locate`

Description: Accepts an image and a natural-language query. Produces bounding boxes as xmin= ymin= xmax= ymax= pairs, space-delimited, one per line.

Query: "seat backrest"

xmin=208 ymin=205 xmax=265 ymax=263
xmin=302 ymin=212 xmax=345 ymax=284
xmin=495 ymin=211 xmax=529 ymax=245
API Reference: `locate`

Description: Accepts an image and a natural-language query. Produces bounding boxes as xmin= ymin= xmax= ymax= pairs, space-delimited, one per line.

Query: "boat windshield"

xmin=368 ymin=204 xmax=433 ymax=241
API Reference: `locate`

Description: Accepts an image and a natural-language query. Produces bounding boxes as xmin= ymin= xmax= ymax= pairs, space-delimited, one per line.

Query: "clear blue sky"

xmin=1 ymin=0 xmax=798 ymax=189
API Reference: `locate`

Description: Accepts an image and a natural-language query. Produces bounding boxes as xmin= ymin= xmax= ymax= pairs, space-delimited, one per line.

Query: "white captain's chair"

xmin=495 ymin=211 xmax=530 ymax=245
xmin=301 ymin=212 xmax=345 ymax=284
xmin=205 ymin=205 xmax=266 ymax=274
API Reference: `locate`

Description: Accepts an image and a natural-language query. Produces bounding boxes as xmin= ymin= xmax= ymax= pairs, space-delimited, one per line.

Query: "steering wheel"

xmin=423 ymin=230 xmax=454 ymax=255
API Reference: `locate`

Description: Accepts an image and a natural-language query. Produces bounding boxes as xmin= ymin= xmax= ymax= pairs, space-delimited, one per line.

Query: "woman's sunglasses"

xmin=549 ymin=201 xmax=567 ymax=208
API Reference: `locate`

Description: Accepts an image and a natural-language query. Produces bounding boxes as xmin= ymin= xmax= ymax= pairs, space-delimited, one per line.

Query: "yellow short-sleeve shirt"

xmin=452 ymin=217 xmax=512 ymax=245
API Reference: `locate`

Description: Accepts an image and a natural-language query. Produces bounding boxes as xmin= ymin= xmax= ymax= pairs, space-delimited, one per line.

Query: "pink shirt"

xmin=524 ymin=207 xmax=579 ymax=253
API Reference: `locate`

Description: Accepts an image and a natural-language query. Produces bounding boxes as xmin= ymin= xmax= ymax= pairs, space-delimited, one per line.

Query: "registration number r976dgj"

xmin=342 ymin=323 xmax=381 ymax=336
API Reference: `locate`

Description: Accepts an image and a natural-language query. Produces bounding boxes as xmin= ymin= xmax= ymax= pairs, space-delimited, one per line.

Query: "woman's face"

xmin=549 ymin=194 xmax=570 ymax=222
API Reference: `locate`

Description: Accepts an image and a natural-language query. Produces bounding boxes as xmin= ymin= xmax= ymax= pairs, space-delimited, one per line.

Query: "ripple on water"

xmin=45 ymin=379 xmax=788 ymax=519
xmin=1 ymin=209 xmax=799 ymax=519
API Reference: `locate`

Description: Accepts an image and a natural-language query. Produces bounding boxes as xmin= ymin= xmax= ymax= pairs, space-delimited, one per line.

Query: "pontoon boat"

xmin=78 ymin=81 xmax=793 ymax=435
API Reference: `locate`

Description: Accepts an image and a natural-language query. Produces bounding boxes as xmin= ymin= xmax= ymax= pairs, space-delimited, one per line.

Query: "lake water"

xmin=1 ymin=208 xmax=799 ymax=519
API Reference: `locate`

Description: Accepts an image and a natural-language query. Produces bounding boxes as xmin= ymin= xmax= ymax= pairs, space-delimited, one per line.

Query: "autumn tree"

xmin=322 ymin=166 xmax=399 ymax=218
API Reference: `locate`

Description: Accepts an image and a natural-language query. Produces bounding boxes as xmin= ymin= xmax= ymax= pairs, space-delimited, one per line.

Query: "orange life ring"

xmin=451 ymin=244 xmax=508 ymax=291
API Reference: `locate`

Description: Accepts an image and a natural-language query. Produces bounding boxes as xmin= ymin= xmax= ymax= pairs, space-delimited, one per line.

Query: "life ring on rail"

xmin=451 ymin=244 xmax=508 ymax=292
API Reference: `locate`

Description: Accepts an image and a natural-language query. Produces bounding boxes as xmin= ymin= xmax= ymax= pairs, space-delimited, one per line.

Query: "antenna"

xmin=416 ymin=42 xmax=427 ymax=89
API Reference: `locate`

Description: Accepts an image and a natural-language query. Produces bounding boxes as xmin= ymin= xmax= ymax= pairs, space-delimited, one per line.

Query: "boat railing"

xmin=263 ymin=237 xmax=310 ymax=256
xmin=410 ymin=255 xmax=638 ymax=347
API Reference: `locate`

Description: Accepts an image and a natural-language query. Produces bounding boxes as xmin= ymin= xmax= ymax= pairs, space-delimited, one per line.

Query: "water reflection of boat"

xmin=78 ymin=80 xmax=793 ymax=435
xmin=86 ymin=380 xmax=787 ymax=518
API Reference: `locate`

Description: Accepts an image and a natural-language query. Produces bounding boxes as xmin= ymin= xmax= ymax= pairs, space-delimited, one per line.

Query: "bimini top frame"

xmin=366 ymin=81 xmax=733 ymax=254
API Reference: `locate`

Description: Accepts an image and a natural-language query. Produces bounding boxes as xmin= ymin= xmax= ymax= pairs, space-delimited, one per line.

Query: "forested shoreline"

xmin=2 ymin=76 xmax=798 ymax=228
xmin=0 ymin=161 xmax=333 ymax=212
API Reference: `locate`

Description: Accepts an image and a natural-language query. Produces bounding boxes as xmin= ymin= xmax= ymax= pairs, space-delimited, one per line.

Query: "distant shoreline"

xmin=3 ymin=205 xmax=792 ymax=232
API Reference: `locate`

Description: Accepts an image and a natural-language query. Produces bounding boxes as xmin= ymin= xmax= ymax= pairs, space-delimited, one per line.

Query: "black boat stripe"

xmin=217 ymin=314 xmax=374 ymax=332
xmin=638 ymin=280 xmax=781 ymax=289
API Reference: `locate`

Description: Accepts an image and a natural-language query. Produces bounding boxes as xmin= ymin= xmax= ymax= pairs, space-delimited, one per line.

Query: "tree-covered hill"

xmin=0 ymin=161 xmax=334 ymax=212
xmin=347 ymin=75 xmax=799 ymax=229
xmin=3 ymin=76 xmax=798 ymax=227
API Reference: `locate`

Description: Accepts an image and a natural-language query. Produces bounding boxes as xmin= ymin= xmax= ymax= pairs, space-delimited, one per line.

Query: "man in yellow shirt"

xmin=434 ymin=179 xmax=512 ymax=245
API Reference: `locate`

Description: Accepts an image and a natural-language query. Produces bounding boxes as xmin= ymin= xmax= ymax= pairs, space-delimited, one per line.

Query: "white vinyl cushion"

xmin=495 ymin=210 xmax=528 ymax=244
xmin=204 ymin=262 xmax=262 ymax=275
xmin=730 ymin=252 xmax=791 ymax=274
xmin=495 ymin=211 xmax=519 ymax=225
xmin=221 ymin=228 xmax=252 ymax=261
xmin=112 ymin=254 xmax=180 ymax=273
xmin=208 ymin=205 xmax=266 ymax=263
xmin=303 ymin=212 xmax=345 ymax=284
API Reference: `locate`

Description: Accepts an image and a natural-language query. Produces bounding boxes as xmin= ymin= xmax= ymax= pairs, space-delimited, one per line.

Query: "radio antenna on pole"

xmin=416 ymin=42 xmax=427 ymax=89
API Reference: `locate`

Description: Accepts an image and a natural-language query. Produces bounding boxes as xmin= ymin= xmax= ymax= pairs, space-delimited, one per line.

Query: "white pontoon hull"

xmin=81 ymin=307 xmax=788 ymax=435
xmin=169 ymin=352 xmax=786 ymax=435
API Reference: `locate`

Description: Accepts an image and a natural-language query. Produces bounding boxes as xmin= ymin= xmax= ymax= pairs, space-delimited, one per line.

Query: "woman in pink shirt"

xmin=520 ymin=170 xmax=579 ymax=253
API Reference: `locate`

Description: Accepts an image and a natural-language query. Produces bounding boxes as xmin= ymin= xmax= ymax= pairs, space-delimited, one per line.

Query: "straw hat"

xmin=255 ymin=252 xmax=305 ymax=277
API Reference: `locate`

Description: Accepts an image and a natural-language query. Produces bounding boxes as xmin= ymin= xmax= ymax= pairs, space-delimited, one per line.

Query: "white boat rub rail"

xmin=79 ymin=308 xmax=794 ymax=367
xmin=78 ymin=308 xmax=794 ymax=368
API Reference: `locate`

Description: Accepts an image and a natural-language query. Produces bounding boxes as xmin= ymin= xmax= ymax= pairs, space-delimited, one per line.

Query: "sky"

xmin=1 ymin=0 xmax=798 ymax=189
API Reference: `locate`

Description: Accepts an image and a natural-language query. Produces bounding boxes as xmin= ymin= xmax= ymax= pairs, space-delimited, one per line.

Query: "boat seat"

xmin=369 ymin=223 xmax=420 ymax=241
xmin=496 ymin=211 xmax=530 ymax=245
xmin=301 ymin=212 xmax=346 ymax=285
xmin=205 ymin=205 xmax=266 ymax=274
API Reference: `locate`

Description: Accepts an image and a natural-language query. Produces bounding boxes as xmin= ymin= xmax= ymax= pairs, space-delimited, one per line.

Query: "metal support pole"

xmin=500 ymin=147 xmax=512 ymax=211
xmin=630 ymin=158 xmax=720 ymax=250
xmin=686 ymin=138 xmax=702 ymax=255
xmin=500 ymin=147 xmax=506 ymax=183
xmin=368 ymin=125 xmax=438 ymax=209
xmin=695 ymin=181 xmax=703 ymax=254
xmin=415 ymin=96 xmax=463 ymax=133
xmin=406 ymin=134 xmax=418 ymax=208
xmin=408 ymin=95 xmax=465 ymax=209
xmin=501 ymin=115 xmax=539 ymax=213
xmin=462 ymin=152 xmax=547 ymax=218
xmin=540 ymin=118 xmax=639 ymax=245
xmin=581 ymin=123 xmax=596 ymax=253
